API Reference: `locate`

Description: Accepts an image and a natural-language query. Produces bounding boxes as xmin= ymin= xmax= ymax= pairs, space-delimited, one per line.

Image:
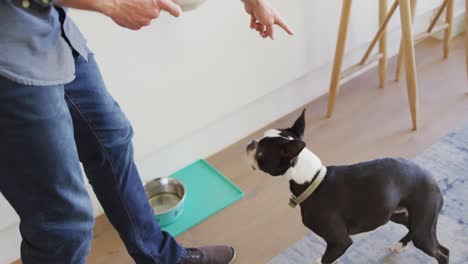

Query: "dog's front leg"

xmin=314 ymin=258 xmax=339 ymax=264
xmin=318 ymin=237 xmax=353 ymax=264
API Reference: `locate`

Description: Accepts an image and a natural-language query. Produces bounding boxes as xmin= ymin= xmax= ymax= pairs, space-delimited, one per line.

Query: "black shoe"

xmin=180 ymin=246 xmax=236 ymax=264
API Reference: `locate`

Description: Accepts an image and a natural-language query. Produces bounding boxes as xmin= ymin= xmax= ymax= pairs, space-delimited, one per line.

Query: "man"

xmin=0 ymin=0 xmax=292 ymax=263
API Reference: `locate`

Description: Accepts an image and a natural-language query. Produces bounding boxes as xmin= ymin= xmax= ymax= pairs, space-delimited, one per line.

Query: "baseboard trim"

xmin=431 ymin=8 xmax=467 ymax=40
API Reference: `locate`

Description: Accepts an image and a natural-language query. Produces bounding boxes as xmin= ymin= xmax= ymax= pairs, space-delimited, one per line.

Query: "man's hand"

xmin=242 ymin=0 xmax=293 ymax=39
xmin=104 ymin=0 xmax=181 ymax=30
xmin=59 ymin=0 xmax=182 ymax=30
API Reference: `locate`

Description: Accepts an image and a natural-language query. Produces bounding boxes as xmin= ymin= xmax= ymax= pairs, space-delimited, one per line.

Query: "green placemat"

xmin=161 ymin=159 xmax=244 ymax=237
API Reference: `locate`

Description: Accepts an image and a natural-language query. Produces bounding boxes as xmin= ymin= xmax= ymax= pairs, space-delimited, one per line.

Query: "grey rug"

xmin=270 ymin=123 xmax=468 ymax=264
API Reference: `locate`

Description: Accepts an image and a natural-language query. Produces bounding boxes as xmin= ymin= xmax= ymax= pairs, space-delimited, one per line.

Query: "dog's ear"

xmin=280 ymin=139 xmax=306 ymax=160
xmin=289 ymin=109 xmax=306 ymax=138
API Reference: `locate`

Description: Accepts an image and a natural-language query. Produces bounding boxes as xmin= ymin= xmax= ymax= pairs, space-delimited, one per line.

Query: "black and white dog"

xmin=246 ymin=110 xmax=449 ymax=264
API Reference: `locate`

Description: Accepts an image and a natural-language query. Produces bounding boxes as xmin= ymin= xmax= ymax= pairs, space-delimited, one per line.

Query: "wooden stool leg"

xmin=379 ymin=0 xmax=388 ymax=88
xmin=327 ymin=0 xmax=353 ymax=118
xmin=395 ymin=0 xmax=417 ymax=81
xmin=428 ymin=0 xmax=449 ymax=33
xmin=395 ymin=39 xmax=405 ymax=82
xmin=443 ymin=0 xmax=454 ymax=58
xmin=399 ymin=0 xmax=419 ymax=130
xmin=360 ymin=1 xmax=398 ymax=65
xmin=395 ymin=40 xmax=405 ymax=81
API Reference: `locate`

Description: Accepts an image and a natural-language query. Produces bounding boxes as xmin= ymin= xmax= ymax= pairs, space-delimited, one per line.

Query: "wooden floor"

xmin=20 ymin=36 xmax=468 ymax=264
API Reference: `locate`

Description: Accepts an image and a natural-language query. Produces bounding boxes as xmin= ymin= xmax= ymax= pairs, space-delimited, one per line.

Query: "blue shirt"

xmin=0 ymin=0 xmax=88 ymax=86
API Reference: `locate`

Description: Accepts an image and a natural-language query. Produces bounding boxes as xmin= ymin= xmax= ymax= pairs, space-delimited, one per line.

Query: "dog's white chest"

xmin=285 ymin=149 xmax=323 ymax=184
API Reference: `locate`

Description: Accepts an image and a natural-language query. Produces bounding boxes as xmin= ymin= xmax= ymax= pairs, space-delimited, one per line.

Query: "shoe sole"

xmin=228 ymin=248 xmax=237 ymax=264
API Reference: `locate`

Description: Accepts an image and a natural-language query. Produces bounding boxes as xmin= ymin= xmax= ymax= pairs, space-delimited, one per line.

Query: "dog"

xmin=245 ymin=110 xmax=449 ymax=264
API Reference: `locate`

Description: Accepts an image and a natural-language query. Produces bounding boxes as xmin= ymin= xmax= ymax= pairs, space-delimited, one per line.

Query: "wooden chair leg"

xmin=379 ymin=0 xmax=388 ymax=88
xmin=399 ymin=0 xmax=419 ymax=130
xmin=327 ymin=0 xmax=353 ymax=118
xmin=428 ymin=0 xmax=449 ymax=33
xmin=360 ymin=1 xmax=398 ymax=65
xmin=395 ymin=42 xmax=405 ymax=81
xmin=395 ymin=0 xmax=417 ymax=81
xmin=443 ymin=0 xmax=454 ymax=58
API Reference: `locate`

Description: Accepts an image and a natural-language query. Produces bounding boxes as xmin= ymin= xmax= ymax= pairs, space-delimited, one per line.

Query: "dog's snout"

xmin=247 ymin=140 xmax=258 ymax=152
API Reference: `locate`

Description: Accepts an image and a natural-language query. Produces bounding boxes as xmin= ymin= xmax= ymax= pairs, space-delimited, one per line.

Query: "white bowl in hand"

xmin=172 ymin=0 xmax=207 ymax=11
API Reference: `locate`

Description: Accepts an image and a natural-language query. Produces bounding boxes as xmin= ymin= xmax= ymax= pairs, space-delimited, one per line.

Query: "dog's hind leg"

xmin=411 ymin=224 xmax=448 ymax=264
xmin=437 ymin=244 xmax=450 ymax=264
xmin=390 ymin=210 xmax=409 ymax=227
xmin=433 ymin=211 xmax=449 ymax=259
xmin=434 ymin=215 xmax=450 ymax=263
xmin=412 ymin=235 xmax=448 ymax=264
xmin=410 ymin=191 xmax=449 ymax=264
xmin=389 ymin=211 xmax=412 ymax=253
xmin=390 ymin=232 xmax=411 ymax=253
xmin=438 ymin=244 xmax=449 ymax=257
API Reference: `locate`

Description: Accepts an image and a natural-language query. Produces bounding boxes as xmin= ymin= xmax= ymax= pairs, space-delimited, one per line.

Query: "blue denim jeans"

xmin=0 ymin=54 xmax=185 ymax=264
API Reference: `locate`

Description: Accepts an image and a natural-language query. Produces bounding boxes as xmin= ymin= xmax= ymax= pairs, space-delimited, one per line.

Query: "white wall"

xmin=71 ymin=0 xmax=310 ymax=160
xmin=136 ymin=0 xmax=466 ymax=184
xmin=71 ymin=0 xmax=454 ymax=166
xmin=68 ymin=0 xmax=464 ymax=181
xmin=1 ymin=1 xmax=465 ymax=262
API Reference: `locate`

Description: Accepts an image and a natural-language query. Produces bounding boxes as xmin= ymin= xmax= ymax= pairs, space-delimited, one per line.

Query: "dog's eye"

xmin=258 ymin=152 xmax=263 ymax=157
xmin=251 ymin=166 xmax=256 ymax=170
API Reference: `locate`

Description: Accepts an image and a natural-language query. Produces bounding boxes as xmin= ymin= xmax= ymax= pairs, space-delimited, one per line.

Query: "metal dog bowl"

xmin=144 ymin=177 xmax=186 ymax=226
